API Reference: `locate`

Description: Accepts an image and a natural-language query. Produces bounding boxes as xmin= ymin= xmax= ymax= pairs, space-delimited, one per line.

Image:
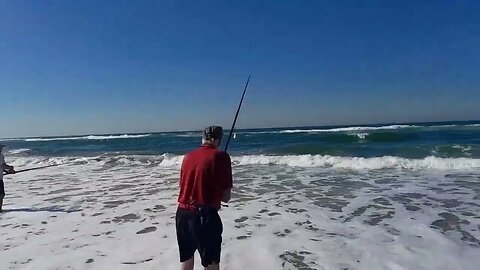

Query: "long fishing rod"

xmin=224 ymin=75 xmax=250 ymax=153
xmin=3 ymin=163 xmax=68 ymax=176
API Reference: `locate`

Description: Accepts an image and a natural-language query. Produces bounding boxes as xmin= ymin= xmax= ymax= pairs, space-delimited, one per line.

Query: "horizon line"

xmin=1 ymin=119 xmax=479 ymax=140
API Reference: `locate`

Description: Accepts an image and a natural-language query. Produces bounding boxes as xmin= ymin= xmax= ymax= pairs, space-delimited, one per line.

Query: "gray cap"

xmin=203 ymin=126 xmax=223 ymax=140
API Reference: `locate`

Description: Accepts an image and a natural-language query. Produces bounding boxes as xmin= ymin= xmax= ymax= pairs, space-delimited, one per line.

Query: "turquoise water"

xmin=2 ymin=121 xmax=480 ymax=158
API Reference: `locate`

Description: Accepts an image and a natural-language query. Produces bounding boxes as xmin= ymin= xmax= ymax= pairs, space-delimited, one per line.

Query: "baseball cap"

xmin=203 ymin=126 xmax=223 ymax=140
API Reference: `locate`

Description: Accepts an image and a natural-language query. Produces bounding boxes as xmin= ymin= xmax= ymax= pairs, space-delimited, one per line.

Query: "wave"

xmin=302 ymin=132 xmax=413 ymax=145
xmin=451 ymin=145 xmax=472 ymax=152
xmin=10 ymin=154 xmax=480 ymax=171
xmin=243 ymin=123 xmax=480 ymax=135
xmin=354 ymin=133 xmax=369 ymax=139
xmin=8 ymin=148 xmax=31 ymax=155
xmin=230 ymin=155 xmax=480 ymax=170
xmin=247 ymin=125 xmax=417 ymax=134
xmin=174 ymin=133 xmax=200 ymax=138
xmin=0 ymin=138 xmax=23 ymax=142
xmin=426 ymin=123 xmax=480 ymax=129
xmin=24 ymin=134 xmax=151 ymax=142
xmin=431 ymin=124 xmax=457 ymax=128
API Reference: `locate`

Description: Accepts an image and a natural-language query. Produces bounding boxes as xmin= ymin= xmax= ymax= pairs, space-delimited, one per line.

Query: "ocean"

xmin=1 ymin=121 xmax=480 ymax=269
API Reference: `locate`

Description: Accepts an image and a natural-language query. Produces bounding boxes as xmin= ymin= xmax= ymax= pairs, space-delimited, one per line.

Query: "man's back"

xmin=178 ymin=144 xmax=232 ymax=210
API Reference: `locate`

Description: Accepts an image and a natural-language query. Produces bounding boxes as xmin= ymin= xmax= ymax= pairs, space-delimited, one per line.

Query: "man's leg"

xmin=198 ymin=208 xmax=223 ymax=270
xmin=176 ymin=208 xmax=197 ymax=270
xmin=0 ymin=180 xmax=4 ymax=212
xmin=0 ymin=195 xmax=4 ymax=212
xmin=204 ymin=263 xmax=219 ymax=270
xmin=181 ymin=257 xmax=194 ymax=270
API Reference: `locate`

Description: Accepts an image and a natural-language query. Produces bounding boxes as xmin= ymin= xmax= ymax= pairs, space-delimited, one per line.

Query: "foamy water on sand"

xmin=1 ymin=155 xmax=479 ymax=270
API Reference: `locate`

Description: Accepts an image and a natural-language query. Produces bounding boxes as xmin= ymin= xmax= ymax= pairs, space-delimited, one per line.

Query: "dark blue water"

xmin=2 ymin=121 xmax=480 ymax=158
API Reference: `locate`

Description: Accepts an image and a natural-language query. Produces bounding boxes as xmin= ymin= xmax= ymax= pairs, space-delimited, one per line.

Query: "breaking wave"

xmin=230 ymin=155 xmax=480 ymax=170
xmin=8 ymin=148 xmax=31 ymax=155
xmin=247 ymin=125 xmax=417 ymax=134
xmin=24 ymin=134 xmax=151 ymax=142
xmin=10 ymin=154 xmax=480 ymax=171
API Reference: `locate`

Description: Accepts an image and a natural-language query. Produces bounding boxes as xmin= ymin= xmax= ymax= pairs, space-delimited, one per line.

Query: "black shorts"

xmin=0 ymin=180 xmax=4 ymax=196
xmin=175 ymin=206 xmax=223 ymax=267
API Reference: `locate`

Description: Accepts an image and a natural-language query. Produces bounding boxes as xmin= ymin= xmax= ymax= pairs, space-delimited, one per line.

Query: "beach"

xmin=1 ymin=123 xmax=480 ymax=269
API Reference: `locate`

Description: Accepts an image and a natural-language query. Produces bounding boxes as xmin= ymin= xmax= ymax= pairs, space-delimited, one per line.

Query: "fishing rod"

xmin=224 ymin=75 xmax=250 ymax=153
xmin=3 ymin=163 xmax=68 ymax=175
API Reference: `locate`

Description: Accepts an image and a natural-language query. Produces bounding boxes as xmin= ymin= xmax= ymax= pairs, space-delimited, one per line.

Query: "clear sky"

xmin=1 ymin=0 xmax=479 ymax=138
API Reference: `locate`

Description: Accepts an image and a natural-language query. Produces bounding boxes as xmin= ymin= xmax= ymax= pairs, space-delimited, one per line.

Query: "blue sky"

xmin=1 ymin=0 xmax=479 ymax=137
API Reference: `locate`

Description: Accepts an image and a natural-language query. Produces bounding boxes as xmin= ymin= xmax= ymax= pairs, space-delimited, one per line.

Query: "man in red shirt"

xmin=176 ymin=126 xmax=233 ymax=270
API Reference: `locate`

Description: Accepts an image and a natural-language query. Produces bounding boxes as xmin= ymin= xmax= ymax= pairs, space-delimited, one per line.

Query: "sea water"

xmin=1 ymin=121 xmax=479 ymax=269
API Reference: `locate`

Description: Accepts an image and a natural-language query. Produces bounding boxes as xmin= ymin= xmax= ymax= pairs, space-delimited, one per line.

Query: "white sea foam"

xmin=1 ymin=151 xmax=479 ymax=270
xmin=243 ymin=123 xmax=480 ymax=135
xmin=246 ymin=124 xmax=417 ymax=134
xmin=432 ymin=124 xmax=457 ymax=128
xmin=150 ymin=154 xmax=480 ymax=171
xmin=8 ymin=154 xmax=480 ymax=171
xmin=8 ymin=148 xmax=31 ymax=155
xmin=353 ymin=132 xmax=369 ymax=139
xmin=175 ymin=135 xmax=197 ymax=137
xmin=231 ymin=155 xmax=480 ymax=170
xmin=0 ymin=138 xmax=22 ymax=141
xmin=151 ymin=131 xmax=200 ymax=138
xmin=452 ymin=144 xmax=473 ymax=153
xmin=24 ymin=134 xmax=151 ymax=142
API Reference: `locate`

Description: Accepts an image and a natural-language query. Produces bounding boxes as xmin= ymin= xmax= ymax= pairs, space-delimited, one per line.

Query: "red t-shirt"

xmin=178 ymin=144 xmax=233 ymax=210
